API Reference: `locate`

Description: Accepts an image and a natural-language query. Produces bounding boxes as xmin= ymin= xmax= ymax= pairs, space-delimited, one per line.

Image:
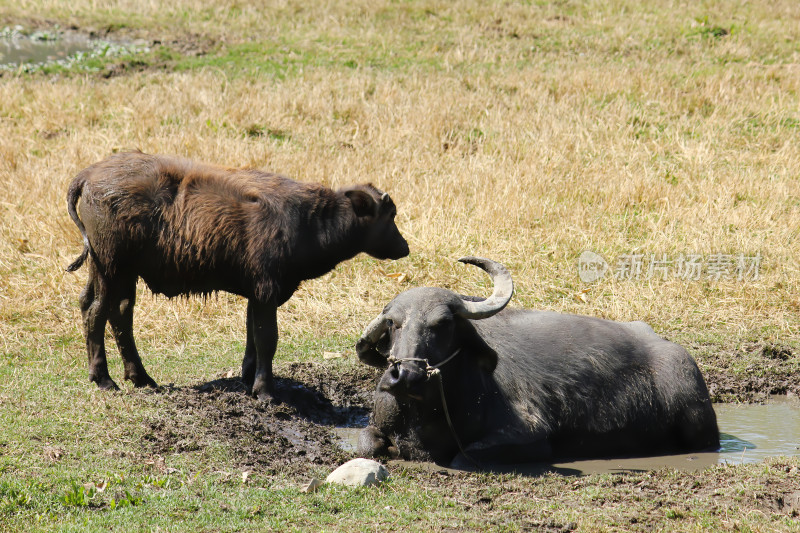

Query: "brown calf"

xmin=66 ymin=151 xmax=409 ymax=400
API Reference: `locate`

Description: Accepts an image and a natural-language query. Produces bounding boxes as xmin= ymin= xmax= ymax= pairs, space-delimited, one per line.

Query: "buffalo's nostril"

xmin=381 ymin=364 xmax=401 ymax=390
xmin=379 ymin=362 xmax=427 ymax=396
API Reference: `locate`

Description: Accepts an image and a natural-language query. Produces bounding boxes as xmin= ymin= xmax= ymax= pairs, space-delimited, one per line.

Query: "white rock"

xmin=325 ymin=458 xmax=389 ymax=487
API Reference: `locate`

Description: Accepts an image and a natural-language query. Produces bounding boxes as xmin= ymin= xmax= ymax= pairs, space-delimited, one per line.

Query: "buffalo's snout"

xmin=379 ymin=362 xmax=427 ymax=399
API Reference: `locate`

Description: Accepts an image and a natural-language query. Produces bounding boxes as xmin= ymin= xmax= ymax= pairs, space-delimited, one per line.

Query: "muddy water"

xmin=716 ymin=396 xmax=800 ymax=463
xmin=334 ymin=396 xmax=800 ymax=475
xmin=0 ymin=31 xmax=93 ymax=67
xmin=0 ymin=28 xmax=146 ymax=71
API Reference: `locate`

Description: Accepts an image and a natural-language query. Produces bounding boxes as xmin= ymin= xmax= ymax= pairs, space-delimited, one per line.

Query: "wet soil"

xmin=138 ymin=356 xmax=800 ymax=473
xmin=700 ymin=343 xmax=800 ymax=403
xmin=141 ymin=362 xmax=381 ymax=475
xmin=403 ymin=461 xmax=800 ymax=530
xmin=706 ymin=367 xmax=800 ymax=403
xmin=134 ymin=356 xmax=800 ymax=526
xmin=139 ymin=347 xmax=799 ymax=476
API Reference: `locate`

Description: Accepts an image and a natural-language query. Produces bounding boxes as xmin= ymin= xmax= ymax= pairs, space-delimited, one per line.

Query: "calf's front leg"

xmin=241 ymin=301 xmax=257 ymax=389
xmin=246 ymin=300 xmax=279 ymax=402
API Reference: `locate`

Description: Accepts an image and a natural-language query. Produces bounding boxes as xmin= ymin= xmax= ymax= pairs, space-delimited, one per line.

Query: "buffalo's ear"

xmin=474 ymin=346 xmax=498 ymax=374
xmin=344 ymin=189 xmax=377 ymax=218
xmin=356 ymin=336 xmax=390 ymax=368
xmin=452 ymin=307 xmax=498 ymax=374
xmin=461 ymin=326 xmax=498 ymax=374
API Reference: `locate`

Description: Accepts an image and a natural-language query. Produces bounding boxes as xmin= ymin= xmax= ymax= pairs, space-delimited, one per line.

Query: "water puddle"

xmin=334 ymin=396 xmax=800 ymax=475
xmin=0 ymin=26 xmax=147 ymax=72
xmin=716 ymin=396 xmax=800 ymax=463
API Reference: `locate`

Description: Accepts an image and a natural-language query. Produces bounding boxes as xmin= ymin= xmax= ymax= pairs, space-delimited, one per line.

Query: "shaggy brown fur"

xmin=66 ymin=151 xmax=409 ymax=400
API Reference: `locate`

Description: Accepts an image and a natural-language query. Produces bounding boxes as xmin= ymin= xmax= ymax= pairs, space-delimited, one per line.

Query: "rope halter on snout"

xmin=386 ymin=348 xmax=461 ymax=378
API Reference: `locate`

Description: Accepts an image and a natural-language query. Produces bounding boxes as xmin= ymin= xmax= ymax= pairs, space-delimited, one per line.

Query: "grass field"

xmin=1 ymin=1 xmax=800 ymax=531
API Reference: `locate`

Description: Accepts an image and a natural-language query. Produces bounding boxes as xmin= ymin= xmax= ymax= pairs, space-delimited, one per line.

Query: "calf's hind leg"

xmin=79 ymin=264 xmax=118 ymax=390
xmin=108 ymin=278 xmax=157 ymax=388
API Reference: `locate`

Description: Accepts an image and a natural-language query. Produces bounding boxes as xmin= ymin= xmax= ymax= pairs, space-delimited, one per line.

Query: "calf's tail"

xmin=65 ymin=175 xmax=90 ymax=272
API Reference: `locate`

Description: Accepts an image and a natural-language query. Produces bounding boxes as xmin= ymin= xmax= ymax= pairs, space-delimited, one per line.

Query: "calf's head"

xmin=356 ymin=257 xmax=514 ymax=401
xmin=340 ymin=185 xmax=409 ymax=260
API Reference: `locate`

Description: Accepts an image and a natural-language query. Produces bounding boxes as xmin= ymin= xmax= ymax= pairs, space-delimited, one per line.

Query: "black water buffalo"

xmin=356 ymin=257 xmax=719 ymax=466
xmin=66 ymin=151 xmax=409 ymax=401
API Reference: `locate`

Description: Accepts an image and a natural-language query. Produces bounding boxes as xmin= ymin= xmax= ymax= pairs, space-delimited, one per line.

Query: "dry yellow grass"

xmin=1 ymin=0 xmax=799 ymax=389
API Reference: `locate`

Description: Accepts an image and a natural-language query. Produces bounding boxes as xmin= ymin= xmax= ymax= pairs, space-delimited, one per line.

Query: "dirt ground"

xmin=135 ymin=351 xmax=800 ymax=527
xmin=141 ymin=362 xmax=380 ymax=476
xmin=141 ymin=345 xmax=800 ymax=474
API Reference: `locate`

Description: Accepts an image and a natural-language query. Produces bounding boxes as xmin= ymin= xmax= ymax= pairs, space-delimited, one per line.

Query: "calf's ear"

xmin=344 ymin=189 xmax=378 ymax=217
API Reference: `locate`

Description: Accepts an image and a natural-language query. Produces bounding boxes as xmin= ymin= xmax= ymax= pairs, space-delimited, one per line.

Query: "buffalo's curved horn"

xmin=455 ymin=257 xmax=514 ymax=320
xmin=356 ymin=314 xmax=391 ymax=368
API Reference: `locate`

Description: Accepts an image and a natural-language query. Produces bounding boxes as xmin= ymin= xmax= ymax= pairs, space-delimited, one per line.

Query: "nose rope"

xmin=384 ymin=348 xmax=481 ymax=469
xmin=386 ymin=348 xmax=462 ymax=376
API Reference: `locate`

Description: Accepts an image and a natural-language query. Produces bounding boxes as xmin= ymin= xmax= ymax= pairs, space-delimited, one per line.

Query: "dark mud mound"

xmin=141 ymin=362 xmax=381 ymax=475
xmin=706 ymin=369 xmax=800 ymax=403
xmin=701 ymin=343 xmax=800 ymax=403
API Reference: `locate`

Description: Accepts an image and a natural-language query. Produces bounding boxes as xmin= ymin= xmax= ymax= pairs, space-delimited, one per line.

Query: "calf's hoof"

xmin=251 ymin=378 xmax=277 ymax=404
xmin=255 ymin=390 xmax=280 ymax=404
xmin=131 ymin=374 xmax=159 ymax=389
xmin=240 ymin=373 xmax=254 ymax=390
xmin=91 ymin=376 xmax=120 ymax=391
xmin=240 ymin=362 xmax=255 ymax=390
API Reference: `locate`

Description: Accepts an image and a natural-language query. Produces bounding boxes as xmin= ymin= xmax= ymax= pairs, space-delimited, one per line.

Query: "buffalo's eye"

xmin=385 ymin=318 xmax=394 ymax=329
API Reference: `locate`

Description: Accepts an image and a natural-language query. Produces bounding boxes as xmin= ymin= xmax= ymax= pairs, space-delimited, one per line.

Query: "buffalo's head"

xmin=356 ymin=257 xmax=514 ymax=401
xmin=340 ymin=184 xmax=409 ymax=260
